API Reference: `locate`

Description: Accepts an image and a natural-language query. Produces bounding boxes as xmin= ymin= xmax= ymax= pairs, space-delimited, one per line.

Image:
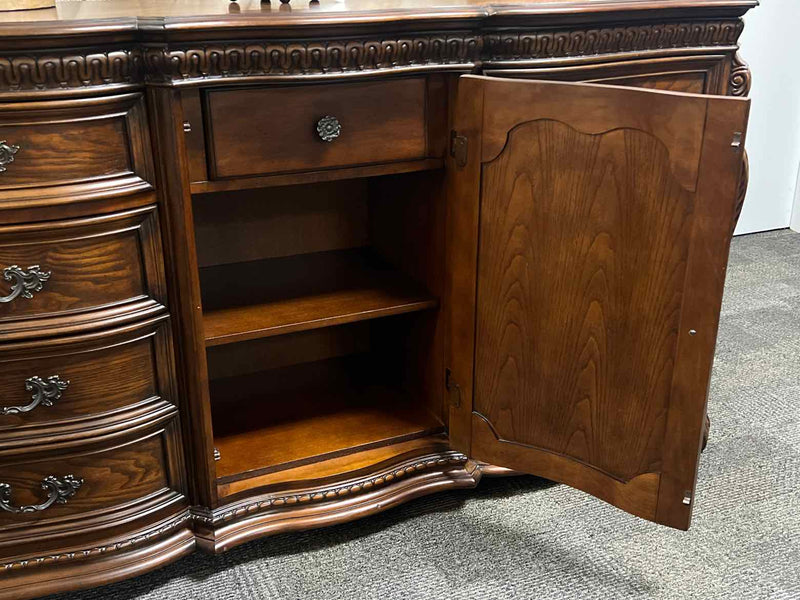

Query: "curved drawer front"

xmin=0 ymin=205 xmax=166 ymax=340
xmin=0 ymin=317 xmax=176 ymax=447
xmin=0 ymin=420 xmax=182 ymax=528
xmin=0 ymin=93 xmax=152 ymax=202
xmin=206 ymin=78 xmax=428 ymax=179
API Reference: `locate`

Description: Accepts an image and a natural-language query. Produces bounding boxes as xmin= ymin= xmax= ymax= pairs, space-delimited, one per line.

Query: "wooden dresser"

xmin=0 ymin=0 xmax=755 ymax=597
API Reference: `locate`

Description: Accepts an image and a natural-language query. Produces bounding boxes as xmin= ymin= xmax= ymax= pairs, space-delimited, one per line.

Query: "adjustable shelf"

xmin=200 ymin=248 xmax=438 ymax=347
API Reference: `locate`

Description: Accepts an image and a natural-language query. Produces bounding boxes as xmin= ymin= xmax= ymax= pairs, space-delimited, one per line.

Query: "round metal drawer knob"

xmin=316 ymin=116 xmax=341 ymax=142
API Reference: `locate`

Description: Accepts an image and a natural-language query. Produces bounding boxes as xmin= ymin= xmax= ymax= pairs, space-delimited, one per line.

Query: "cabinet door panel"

xmin=447 ymin=76 xmax=749 ymax=529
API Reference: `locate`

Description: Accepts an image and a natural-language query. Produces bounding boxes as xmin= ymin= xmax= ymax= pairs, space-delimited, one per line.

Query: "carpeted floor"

xmin=48 ymin=229 xmax=800 ymax=600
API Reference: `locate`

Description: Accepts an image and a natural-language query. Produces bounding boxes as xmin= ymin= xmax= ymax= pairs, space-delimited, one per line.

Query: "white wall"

xmin=791 ymin=163 xmax=800 ymax=232
xmin=735 ymin=1 xmax=800 ymax=234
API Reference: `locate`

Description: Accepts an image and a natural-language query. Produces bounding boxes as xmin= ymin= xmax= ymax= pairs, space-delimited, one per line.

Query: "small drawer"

xmin=0 ymin=316 xmax=176 ymax=449
xmin=0 ymin=205 xmax=166 ymax=340
xmin=0 ymin=418 xmax=182 ymax=527
xmin=205 ymin=78 xmax=429 ymax=179
xmin=0 ymin=93 xmax=152 ymax=196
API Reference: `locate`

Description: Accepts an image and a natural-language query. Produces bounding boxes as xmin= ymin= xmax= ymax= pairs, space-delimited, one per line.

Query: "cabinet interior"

xmin=192 ymin=170 xmax=447 ymax=498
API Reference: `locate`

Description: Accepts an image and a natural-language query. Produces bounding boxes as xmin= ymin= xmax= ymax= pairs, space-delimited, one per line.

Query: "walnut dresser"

xmin=0 ymin=0 xmax=755 ymax=597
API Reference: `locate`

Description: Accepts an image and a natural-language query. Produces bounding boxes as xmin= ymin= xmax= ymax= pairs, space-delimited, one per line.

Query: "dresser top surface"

xmin=0 ymin=0 xmax=757 ymax=38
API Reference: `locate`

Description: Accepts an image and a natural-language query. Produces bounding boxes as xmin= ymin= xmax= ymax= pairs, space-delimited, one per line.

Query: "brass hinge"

xmin=445 ymin=368 xmax=461 ymax=408
xmin=450 ymin=130 xmax=468 ymax=168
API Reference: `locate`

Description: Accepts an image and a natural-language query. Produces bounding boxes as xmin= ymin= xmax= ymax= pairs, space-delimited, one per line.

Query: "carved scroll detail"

xmin=0 ymin=50 xmax=142 ymax=93
xmin=483 ymin=20 xmax=744 ymax=60
xmin=143 ymin=35 xmax=482 ymax=83
xmin=729 ymin=52 xmax=751 ymax=97
xmin=0 ymin=19 xmax=747 ymax=92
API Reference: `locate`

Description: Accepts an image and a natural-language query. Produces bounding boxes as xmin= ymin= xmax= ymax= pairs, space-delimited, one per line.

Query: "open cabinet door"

xmin=446 ymin=75 xmax=749 ymax=530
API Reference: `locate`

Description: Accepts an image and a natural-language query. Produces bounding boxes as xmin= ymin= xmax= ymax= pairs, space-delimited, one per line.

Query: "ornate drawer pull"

xmin=1 ymin=375 xmax=69 ymax=416
xmin=0 ymin=265 xmax=51 ymax=303
xmin=0 ymin=140 xmax=19 ymax=173
xmin=0 ymin=475 xmax=83 ymax=514
xmin=316 ymin=116 xmax=341 ymax=142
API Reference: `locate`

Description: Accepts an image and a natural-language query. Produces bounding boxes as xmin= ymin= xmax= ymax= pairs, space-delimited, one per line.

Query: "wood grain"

xmin=0 ymin=94 xmax=151 ymax=194
xmin=0 ymin=431 xmax=169 ymax=525
xmin=206 ymin=78 xmax=428 ymax=179
xmin=475 ymin=119 xmax=693 ymax=482
xmin=483 ymin=54 xmax=728 ymax=95
xmin=452 ymin=76 xmax=749 ymax=528
xmin=210 ymin=355 xmax=444 ymax=486
xmin=193 ymin=180 xmax=369 ymax=268
xmin=0 ymin=206 xmax=165 ymax=336
xmin=0 ymin=318 xmax=175 ymax=446
xmin=201 ymin=249 xmax=438 ymax=346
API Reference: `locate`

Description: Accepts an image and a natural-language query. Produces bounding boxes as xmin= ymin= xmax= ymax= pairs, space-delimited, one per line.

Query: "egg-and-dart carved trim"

xmin=0 ymin=19 xmax=745 ymax=93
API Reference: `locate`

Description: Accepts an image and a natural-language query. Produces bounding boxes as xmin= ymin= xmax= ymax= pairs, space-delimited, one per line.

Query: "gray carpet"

xmin=49 ymin=229 xmax=800 ymax=600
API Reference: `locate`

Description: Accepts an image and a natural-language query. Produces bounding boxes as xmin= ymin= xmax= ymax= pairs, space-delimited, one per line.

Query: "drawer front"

xmin=0 ymin=205 xmax=166 ymax=339
xmin=206 ymin=78 xmax=428 ymax=179
xmin=0 ymin=317 xmax=176 ymax=446
xmin=0 ymin=93 xmax=152 ymax=193
xmin=0 ymin=421 xmax=181 ymax=527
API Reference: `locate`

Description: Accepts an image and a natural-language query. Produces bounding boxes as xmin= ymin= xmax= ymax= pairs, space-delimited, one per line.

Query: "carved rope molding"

xmin=0 ymin=19 xmax=746 ymax=92
xmin=1 ymin=453 xmax=470 ymax=571
xmin=194 ymin=452 xmax=470 ymax=525
xmin=1 ymin=511 xmax=193 ymax=572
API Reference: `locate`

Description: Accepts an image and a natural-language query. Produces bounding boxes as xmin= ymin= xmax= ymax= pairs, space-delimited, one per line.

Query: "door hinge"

xmin=445 ymin=368 xmax=462 ymax=408
xmin=450 ymin=130 xmax=468 ymax=168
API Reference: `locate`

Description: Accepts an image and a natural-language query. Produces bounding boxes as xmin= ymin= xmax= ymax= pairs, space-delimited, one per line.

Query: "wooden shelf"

xmin=201 ymin=249 xmax=438 ymax=347
xmin=190 ymin=158 xmax=444 ymax=195
xmin=210 ymin=358 xmax=444 ymax=483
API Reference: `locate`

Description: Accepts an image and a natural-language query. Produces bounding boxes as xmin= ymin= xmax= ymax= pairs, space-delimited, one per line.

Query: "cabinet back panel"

xmin=193 ymin=180 xmax=369 ymax=268
xmin=206 ymin=324 xmax=370 ymax=380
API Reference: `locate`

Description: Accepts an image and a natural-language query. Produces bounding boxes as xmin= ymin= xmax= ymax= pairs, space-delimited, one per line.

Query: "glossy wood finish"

xmin=0 ymin=1 xmax=755 ymax=597
xmin=449 ymin=76 xmax=749 ymax=529
xmin=484 ymin=55 xmax=729 ymax=95
xmin=0 ymin=417 xmax=189 ymax=588
xmin=148 ymin=87 xmax=218 ymax=511
xmin=212 ymin=362 xmax=444 ymax=489
xmin=201 ymin=249 xmax=438 ymax=346
xmin=0 ymin=316 xmax=177 ymax=452
xmin=193 ymin=181 xmax=370 ymax=268
xmin=205 ymin=78 xmax=430 ymax=180
xmin=0 ymin=94 xmax=153 ymax=211
xmin=0 ymin=205 xmax=166 ymax=340
xmin=0 ymin=432 xmax=169 ymax=525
